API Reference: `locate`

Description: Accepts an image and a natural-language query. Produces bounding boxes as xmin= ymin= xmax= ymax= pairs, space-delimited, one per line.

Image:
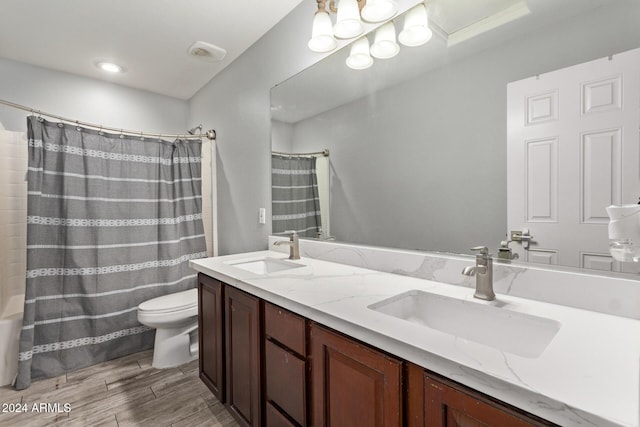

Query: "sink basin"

xmin=225 ymin=257 xmax=304 ymax=275
xmin=368 ymin=290 xmax=560 ymax=358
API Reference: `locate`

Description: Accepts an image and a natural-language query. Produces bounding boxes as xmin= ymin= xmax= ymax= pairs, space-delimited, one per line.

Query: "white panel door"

xmin=507 ymin=48 xmax=640 ymax=271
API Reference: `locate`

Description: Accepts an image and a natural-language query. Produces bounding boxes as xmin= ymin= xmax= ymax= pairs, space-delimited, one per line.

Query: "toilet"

xmin=137 ymin=288 xmax=199 ymax=369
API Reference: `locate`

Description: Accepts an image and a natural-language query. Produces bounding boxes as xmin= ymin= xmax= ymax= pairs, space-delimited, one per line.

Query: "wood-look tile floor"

xmin=0 ymin=350 xmax=239 ymax=427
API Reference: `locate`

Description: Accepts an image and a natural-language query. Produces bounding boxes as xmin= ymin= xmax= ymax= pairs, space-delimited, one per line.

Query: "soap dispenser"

xmin=606 ymin=204 xmax=640 ymax=262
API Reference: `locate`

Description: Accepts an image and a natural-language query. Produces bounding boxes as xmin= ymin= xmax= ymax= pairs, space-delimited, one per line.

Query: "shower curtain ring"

xmin=119 ymin=129 xmax=125 ymax=139
xmin=75 ymin=120 xmax=82 ymax=131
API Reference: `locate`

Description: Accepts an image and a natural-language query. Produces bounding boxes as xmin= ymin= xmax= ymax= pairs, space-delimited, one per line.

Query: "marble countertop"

xmin=190 ymin=251 xmax=640 ymax=427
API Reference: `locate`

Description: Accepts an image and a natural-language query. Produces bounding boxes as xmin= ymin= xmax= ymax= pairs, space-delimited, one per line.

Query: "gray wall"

xmin=0 ymin=58 xmax=188 ymax=134
xmin=271 ymin=120 xmax=294 ymax=153
xmin=282 ymin=1 xmax=640 ymax=254
xmin=188 ymin=2 xmax=324 ymax=255
xmin=191 ymin=0 xmax=640 ymax=255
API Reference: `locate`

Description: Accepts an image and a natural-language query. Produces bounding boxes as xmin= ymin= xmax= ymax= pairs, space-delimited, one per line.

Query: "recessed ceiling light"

xmin=96 ymin=61 xmax=125 ymax=73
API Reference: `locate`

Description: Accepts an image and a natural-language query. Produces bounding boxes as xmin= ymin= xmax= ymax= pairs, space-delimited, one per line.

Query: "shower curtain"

xmin=271 ymin=154 xmax=321 ymax=238
xmin=16 ymin=117 xmax=207 ymax=389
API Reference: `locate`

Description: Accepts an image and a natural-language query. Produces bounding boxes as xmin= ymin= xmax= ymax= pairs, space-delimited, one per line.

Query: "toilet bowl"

xmin=137 ymin=288 xmax=199 ymax=369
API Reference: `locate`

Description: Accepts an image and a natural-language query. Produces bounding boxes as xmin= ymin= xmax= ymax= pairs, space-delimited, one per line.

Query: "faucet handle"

xmin=470 ymin=246 xmax=489 ymax=255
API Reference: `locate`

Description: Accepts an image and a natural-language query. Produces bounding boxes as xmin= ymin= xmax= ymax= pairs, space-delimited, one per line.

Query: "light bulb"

xmin=361 ymin=0 xmax=398 ymax=23
xmin=399 ymin=3 xmax=432 ymax=47
xmin=96 ymin=62 xmax=124 ymax=73
xmin=370 ymin=22 xmax=399 ymax=59
xmin=346 ymin=37 xmax=373 ymax=70
xmin=309 ymin=11 xmax=337 ymax=53
xmin=333 ymin=0 xmax=364 ymax=39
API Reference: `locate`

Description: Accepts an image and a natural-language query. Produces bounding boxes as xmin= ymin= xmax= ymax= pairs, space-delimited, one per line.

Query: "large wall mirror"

xmin=270 ymin=0 xmax=640 ymax=275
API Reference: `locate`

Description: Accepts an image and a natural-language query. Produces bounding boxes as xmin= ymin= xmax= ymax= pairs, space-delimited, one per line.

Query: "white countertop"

xmin=190 ymin=251 xmax=640 ymax=427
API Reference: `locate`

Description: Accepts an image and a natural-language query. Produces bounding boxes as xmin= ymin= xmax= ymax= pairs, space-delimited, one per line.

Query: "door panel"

xmin=507 ymin=48 xmax=640 ymax=271
xmin=225 ymin=286 xmax=261 ymax=427
xmin=310 ymin=323 xmax=402 ymax=427
xmin=198 ymin=274 xmax=225 ymax=401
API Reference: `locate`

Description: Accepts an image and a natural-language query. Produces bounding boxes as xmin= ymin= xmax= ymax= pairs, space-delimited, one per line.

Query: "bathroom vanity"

xmin=190 ymin=247 xmax=640 ymax=427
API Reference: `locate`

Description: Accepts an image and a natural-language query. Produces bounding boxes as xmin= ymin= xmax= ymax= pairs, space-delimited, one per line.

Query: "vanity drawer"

xmin=264 ymin=302 xmax=306 ymax=355
xmin=265 ymin=339 xmax=306 ymax=426
xmin=266 ymin=401 xmax=297 ymax=427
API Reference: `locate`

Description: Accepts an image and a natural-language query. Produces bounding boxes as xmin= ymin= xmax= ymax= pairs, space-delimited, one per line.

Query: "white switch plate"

xmin=259 ymin=207 xmax=266 ymax=224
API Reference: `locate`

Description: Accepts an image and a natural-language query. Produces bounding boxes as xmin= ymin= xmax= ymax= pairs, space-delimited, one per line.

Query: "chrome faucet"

xmin=273 ymin=230 xmax=300 ymax=260
xmin=461 ymin=246 xmax=495 ymax=301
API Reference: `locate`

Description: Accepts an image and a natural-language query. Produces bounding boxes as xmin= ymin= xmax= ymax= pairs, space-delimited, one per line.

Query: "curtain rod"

xmin=0 ymin=98 xmax=216 ymax=141
xmin=272 ymin=149 xmax=329 ymax=157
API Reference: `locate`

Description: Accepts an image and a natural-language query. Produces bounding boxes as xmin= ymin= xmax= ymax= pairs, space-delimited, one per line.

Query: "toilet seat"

xmin=138 ymin=288 xmax=197 ymax=315
xmin=137 ymin=305 xmax=198 ymax=324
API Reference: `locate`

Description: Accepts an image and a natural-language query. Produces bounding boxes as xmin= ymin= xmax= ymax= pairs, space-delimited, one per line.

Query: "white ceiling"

xmin=0 ymin=0 xmax=304 ymax=100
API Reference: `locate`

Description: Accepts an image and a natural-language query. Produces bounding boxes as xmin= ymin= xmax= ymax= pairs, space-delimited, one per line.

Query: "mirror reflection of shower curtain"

xmin=16 ymin=117 xmax=207 ymax=389
xmin=272 ymin=155 xmax=322 ymax=238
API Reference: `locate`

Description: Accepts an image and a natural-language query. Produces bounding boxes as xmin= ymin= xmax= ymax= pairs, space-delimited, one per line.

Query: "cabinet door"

xmin=198 ymin=273 xmax=225 ymax=401
xmin=424 ymin=373 xmax=553 ymax=427
xmin=265 ymin=339 xmax=306 ymax=426
xmin=310 ymin=323 xmax=402 ymax=427
xmin=225 ymin=286 xmax=262 ymax=427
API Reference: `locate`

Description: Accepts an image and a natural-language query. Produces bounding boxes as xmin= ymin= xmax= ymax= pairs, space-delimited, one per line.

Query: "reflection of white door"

xmin=507 ymin=48 xmax=640 ymax=271
xmin=316 ymin=156 xmax=331 ymax=237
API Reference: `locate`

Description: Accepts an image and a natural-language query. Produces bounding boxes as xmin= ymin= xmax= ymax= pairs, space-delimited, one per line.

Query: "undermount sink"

xmin=368 ymin=290 xmax=560 ymax=358
xmin=225 ymin=257 xmax=304 ymax=275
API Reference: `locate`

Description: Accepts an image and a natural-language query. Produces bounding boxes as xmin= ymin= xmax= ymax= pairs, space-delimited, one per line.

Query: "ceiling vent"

xmin=188 ymin=41 xmax=227 ymax=62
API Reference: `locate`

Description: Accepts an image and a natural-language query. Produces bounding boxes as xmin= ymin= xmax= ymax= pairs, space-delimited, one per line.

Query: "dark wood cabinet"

xmin=264 ymin=302 xmax=308 ymax=426
xmin=225 ymin=286 xmax=262 ymax=427
xmin=309 ymin=323 xmax=403 ymax=427
xmin=198 ymin=275 xmax=555 ymax=427
xmin=198 ymin=273 xmax=225 ymax=401
xmin=406 ymin=363 xmax=555 ymax=427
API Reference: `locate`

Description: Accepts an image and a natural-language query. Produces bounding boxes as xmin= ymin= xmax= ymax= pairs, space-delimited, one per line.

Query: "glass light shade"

xmin=398 ymin=3 xmax=432 ymax=47
xmin=308 ymin=11 xmax=337 ymax=53
xmin=346 ymin=37 xmax=373 ymax=70
xmin=333 ymin=0 xmax=364 ymax=39
xmin=361 ymin=0 xmax=398 ymax=23
xmin=370 ymin=22 xmax=399 ymax=59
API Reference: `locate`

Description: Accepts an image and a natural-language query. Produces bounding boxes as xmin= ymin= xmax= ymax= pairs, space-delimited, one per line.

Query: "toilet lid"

xmin=138 ymin=288 xmax=198 ymax=314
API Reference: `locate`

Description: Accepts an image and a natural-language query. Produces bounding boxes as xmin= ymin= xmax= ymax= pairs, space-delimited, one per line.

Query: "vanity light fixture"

xmin=310 ymin=1 xmax=433 ymax=70
xmin=308 ymin=0 xmax=399 ymax=50
xmin=95 ymin=61 xmax=124 ymax=73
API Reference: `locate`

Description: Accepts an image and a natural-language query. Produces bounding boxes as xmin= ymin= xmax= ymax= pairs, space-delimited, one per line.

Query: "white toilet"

xmin=137 ymin=288 xmax=199 ymax=369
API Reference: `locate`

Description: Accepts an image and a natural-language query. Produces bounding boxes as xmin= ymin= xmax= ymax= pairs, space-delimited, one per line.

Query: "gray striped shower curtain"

xmin=271 ymin=154 xmax=321 ymax=238
xmin=15 ymin=117 xmax=207 ymax=389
